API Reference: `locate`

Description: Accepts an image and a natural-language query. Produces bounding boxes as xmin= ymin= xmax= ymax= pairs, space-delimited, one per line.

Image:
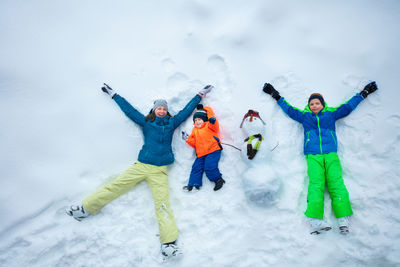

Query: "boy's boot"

xmin=213 ymin=178 xmax=225 ymax=191
xmin=182 ymin=185 xmax=200 ymax=192
xmin=66 ymin=205 xmax=90 ymax=221
xmin=338 ymin=216 xmax=350 ymax=235
xmin=182 ymin=185 xmax=193 ymax=191
xmin=308 ymin=218 xmax=332 ymax=235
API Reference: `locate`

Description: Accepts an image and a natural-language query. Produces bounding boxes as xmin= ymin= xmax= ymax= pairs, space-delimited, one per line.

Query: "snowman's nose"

xmin=249 ymin=116 xmax=253 ymax=122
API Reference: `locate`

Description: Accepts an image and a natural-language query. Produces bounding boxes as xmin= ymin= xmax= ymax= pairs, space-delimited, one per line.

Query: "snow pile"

xmin=1 ymin=1 xmax=400 ymax=266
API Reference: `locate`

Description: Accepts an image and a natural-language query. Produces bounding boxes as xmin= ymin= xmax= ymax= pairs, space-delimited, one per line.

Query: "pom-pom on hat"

xmin=193 ymin=104 xmax=208 ymax=122
xmin=308 ymin=93 xmax=325 ymax=107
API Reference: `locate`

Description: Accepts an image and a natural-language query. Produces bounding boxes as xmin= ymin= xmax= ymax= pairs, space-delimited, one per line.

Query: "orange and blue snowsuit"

xmin=186 ymin=107 xmax=222 ymax=187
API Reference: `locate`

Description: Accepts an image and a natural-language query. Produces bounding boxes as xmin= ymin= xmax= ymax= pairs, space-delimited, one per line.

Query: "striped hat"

xmin=193 ymin=104 xmax=208 ymax=122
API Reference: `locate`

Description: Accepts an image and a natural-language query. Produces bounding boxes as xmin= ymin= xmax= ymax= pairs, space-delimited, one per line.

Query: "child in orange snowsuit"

xmin=182 ymin=104 xmax=225 ymax=191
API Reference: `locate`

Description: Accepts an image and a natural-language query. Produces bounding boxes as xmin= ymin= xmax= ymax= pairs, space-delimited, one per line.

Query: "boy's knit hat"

xmin=153 ymin=99 xmax=168 ymax=110
xmin=193 ymin=104 xmax=208 ymax=122
xmin=308 ymin=93 xmax=325 ymax=107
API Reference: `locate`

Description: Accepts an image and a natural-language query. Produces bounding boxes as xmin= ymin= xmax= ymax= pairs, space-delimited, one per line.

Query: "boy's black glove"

xmin=262 ymin=83 xmax=281 ymax=101
xmin=208 ymin=117 xmax=216 ymax=124
xmin=360 ymin=81 xmax=378 ymax=99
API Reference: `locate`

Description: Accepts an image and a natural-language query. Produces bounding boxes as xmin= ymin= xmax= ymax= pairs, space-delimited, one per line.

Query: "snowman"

xmin=239 ymin=110 xmax=282 ymax=207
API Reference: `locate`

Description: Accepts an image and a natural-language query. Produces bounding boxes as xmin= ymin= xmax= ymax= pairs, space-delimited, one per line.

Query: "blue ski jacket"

xmin=113 ymin=94 xmax=202 ymax=166
xmin=277 ymin=93 xmax=364 ymax=155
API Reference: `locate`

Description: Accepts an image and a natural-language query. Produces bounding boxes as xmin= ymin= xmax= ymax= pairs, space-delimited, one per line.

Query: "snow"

xmin=1 ymin=0 xmax=400 ymax=266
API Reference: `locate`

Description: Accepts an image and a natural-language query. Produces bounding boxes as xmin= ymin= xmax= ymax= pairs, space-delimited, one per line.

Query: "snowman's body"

xmin=240 ymin=111 xmax=282 ymax=206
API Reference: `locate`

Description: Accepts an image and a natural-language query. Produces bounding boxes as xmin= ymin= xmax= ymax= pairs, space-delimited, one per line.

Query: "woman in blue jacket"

xmin=262 ymin=81 xmax=377 ymax=234
xmin=67 ymin=83 xmax=213 ymax=259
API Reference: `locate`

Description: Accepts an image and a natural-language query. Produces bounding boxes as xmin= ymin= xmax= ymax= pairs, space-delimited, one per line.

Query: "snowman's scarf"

xmin=244 ymin=134 xmax=263 ymax=160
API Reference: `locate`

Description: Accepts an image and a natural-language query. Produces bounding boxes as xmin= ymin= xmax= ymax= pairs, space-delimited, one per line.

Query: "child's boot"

xmin=308 ymin=218 xmax=331 ymax=235
xmin=183 ymin=185 xmax=200 ymax=192
xmin=182 ymin=185 xmax=193 ymax=191
xmin=213 ymin=178 xmax=225 ymax=191
xmin=66 ymin=204 xmax=90 ymax=221
xmin=338 ymin=216 xmax=350 ymax=235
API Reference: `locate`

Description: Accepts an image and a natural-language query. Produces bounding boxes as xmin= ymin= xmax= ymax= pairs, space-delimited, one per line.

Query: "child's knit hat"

xmin=308 ymin=93 xmax=325 ymax=107
xmin=193 ymin=104 xmax=208 ymax=122
xmin=153 ymin=99 xmax=168 ymax=110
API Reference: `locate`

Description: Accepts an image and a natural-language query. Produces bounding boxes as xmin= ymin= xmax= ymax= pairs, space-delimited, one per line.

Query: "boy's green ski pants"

xmin=305 ymin=153 xmax=353 ymax=219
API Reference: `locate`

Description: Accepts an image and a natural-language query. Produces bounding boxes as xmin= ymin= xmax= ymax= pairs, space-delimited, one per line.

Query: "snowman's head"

xmin=240 ymin=109 xmax=266 ymax=136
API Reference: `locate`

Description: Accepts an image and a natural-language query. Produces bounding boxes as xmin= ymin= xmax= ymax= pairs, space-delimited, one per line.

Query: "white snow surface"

xmin=1 ymin=0 xmax=400 ymax=266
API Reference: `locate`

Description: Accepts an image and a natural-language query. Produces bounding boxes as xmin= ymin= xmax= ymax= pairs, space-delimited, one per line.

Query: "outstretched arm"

xmin=203 ymin=106 xmax=219 ymax=133
xmin=277 ymin=98 xmax=305 ymax=123
xmin=101 ymin=83 xmax=146 ymax=126
xmin=262 ymin=83 xmax=304 ymax=123
xmin=113 ymin=95 xmax=146 ymax=126
xmin=173 ymin=94 xmax=202 ymax=128
xmin=207 ymin=117 xmax=219 ymax=132
xmin=173 ymin=85 xmax=214 ymax=128
xmin=331 ymin=81 xmax=378 ymax=120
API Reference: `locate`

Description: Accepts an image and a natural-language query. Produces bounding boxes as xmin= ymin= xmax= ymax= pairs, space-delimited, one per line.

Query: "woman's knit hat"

xmin=193 ymin=104 xmax=208 ymax=122
xmin=308 ymin=93 xmax=325 ymax=107
xmin=153 ymin=99 xmax=168 ymax=110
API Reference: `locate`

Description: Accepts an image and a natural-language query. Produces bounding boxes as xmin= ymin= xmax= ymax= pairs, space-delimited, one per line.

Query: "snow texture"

xmin=1 ymin=0 xmax=400 ymax=266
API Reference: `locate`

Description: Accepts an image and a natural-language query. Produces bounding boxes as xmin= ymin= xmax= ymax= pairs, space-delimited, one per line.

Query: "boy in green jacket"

xmin=263 ymin=81 xmax=377 ymax=234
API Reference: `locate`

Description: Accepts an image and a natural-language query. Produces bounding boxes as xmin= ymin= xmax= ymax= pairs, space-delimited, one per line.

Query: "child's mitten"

xmin=262 ymin=83 xmax=281 ymax=101
xmin=360 ymin=81 xmax=378 ymax=98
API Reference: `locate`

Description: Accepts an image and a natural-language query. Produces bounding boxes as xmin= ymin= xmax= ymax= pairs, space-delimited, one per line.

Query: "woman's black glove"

xmin=262 ymin=83 xmax=281 ymax=101
xmin=360 ymin=81 xmax=378 ymax=99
